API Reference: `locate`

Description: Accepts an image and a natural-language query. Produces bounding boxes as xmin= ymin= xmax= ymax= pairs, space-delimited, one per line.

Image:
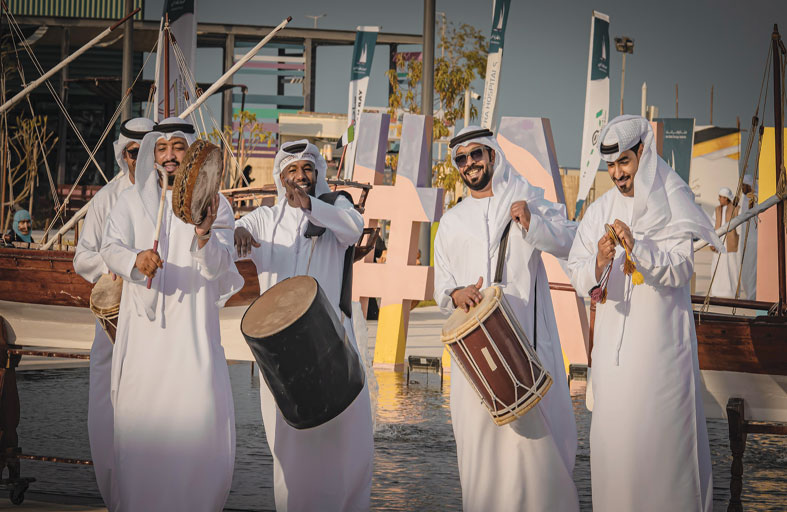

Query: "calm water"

xmin=12 ymin=365 xmax=787 ymax=511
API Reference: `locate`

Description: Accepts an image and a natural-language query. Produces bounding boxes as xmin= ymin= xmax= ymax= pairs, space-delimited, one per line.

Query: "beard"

xmin=167 ymin=173 xmax=176 ymax=187
xmin=461 ymin=164 xmax=492 ymax=191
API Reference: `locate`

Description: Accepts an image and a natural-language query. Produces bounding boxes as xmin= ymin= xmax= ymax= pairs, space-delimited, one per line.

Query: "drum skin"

xmin=172 ymin=139 xmax=223 ymax=225
xmin=442 ymin=286 xmax=552 ymax=425
xmin=241 ymin=276 xmax=365 ymax=429
xmin=90 ymin=273 xmax=122 ymax=343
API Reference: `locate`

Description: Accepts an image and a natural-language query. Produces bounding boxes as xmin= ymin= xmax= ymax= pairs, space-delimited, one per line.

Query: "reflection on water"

xmin=12 ymin=366 xmax=787 ymax=511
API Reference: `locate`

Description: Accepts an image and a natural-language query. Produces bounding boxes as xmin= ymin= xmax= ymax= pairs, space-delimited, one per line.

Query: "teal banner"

xmin=655 ymin=118 xmax=695 ymax=183
xmin=590 ymin=16 xmax=610 ymax=81
xmin=488 ymin=0 xmax=511 ymax=53
xmin=350 ymin=29 xmax=379 ymax=81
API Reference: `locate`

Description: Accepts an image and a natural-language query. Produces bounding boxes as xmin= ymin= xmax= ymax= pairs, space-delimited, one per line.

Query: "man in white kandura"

xmin=74 ymin=116 xmax=153 ymax=507
xmin=710 ymin=186 xmax=741 ymax=298
xmin=433 ymin=126 xmax=580 ymax=511
xmin=738 ymin=175 xmax=758 ymax=299
xmin=100 ymin=117 xmax=242 ymax=511
xmin=568 ymin=115 xmax=719 ymax=512
xmin=234 ymin=140 xmax=373 ymax=512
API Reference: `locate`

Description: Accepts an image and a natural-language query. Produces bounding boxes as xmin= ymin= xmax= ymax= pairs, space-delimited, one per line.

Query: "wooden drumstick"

xmin=147 ymin=164 xmax=168 ymax=290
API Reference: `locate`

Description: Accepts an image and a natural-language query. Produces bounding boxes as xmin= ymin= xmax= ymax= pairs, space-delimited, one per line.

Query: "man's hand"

xmin=596 ymin=234 xmax=616 ymax=281
xmin=195 ymin=194 xmax=219 ymax=249
xmin=510 ymin=201 xmax=531 ymax=230
xmin=284 ymin=178 xmax=312 ymax=210
xmin=135 ymin=249 xmax=163 ymax=279
xmin=234 ymin=226 xmax=260 ymax=258
xmin=451 ymin=276 xmax=484 ymax=313
xmin=612 ymin=219 xmax=634 ymax=250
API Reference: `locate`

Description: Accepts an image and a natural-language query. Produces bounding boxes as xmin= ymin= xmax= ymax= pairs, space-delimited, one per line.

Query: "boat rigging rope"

xmin=39 ymin=46 xmax=158 ymax=242
xmin=168 ymin=33 xmax=252 ymax=188
xmin=702 ymin=41 xmax=774 ymax=314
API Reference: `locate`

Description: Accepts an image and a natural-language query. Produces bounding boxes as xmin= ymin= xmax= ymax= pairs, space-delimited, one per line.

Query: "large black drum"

xmin=241 ymin=275 xmax=365 ymax=429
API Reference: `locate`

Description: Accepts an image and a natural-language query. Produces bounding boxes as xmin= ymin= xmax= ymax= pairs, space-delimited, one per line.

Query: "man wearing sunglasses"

xmin=234 ymin=140 xmax=373 ymax=512
xmin=433 ymin=125 xmax=580 ymax=511
xmin=73 ymin=116 xmax=154 ymax=508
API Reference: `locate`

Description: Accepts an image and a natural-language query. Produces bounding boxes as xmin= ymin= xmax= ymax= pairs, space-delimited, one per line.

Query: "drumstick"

xmin=147 ymin=164 xmax=168 ymax=290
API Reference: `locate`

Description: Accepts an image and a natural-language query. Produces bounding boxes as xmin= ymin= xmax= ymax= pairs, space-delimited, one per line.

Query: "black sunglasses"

xmin=454 ymin=147 xmax=486 ymax=168
xmin=125 ymin=147 xmax=140 ymax=160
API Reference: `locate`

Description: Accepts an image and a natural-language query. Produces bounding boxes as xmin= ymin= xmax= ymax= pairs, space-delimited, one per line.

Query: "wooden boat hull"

xmin=694 ymin=311 xmax=787 ymax=422
xmin=0 ymin=246 xmax=259 ymax=361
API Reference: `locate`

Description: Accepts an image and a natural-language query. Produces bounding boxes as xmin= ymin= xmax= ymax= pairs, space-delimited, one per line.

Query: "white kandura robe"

xmin=236 ymin=196 xmax=373 ymax=512
xmin=73 ymin=172 xmax=133 ymax=507
xmin=434 ymin=196 xmax=579 ymax=512
xmin=568 ymin=191 xmax=712 ymax=512
xmin=100 ymin=191 xmax=240 ymax=512
xmin=738 ymin=194 xmax=758 ymax=300
xmin=710 ymin=204 xmax=740 ymax=298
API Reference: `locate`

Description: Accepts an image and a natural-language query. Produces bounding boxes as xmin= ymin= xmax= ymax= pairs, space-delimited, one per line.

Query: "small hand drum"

xmin=172 ymin=139 xmax=223 ymax=225
xmin=442 ymin=285 xmax=552 ymax=426
xmin=89 ymin=273 xmax=123 ymax=343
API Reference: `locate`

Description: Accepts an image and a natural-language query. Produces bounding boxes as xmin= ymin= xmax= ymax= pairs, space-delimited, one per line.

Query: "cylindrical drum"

xmin=89 ymin=273 xmax=123 ymax=343
xmin=241 ymin=275 xmax=365 ymax=429
xmin=441 ymin=285 xmax=552 ymax=426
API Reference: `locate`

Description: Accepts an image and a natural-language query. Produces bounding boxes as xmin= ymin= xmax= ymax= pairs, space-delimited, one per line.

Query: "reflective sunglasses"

xmin=125 ymin=147 xmax=140 ymax=160
xmin=453 ymin=147 xmax=486 ymax=168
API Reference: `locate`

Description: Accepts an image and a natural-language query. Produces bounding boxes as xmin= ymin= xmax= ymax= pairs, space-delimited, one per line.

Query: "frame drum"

xmin=441 ymin=285 xmax=552 ymax=426
xmin=172 ymin=139 xmax=223 ymax=225
xmin=241 ymin=275 xmax=365 ymax=429
xmin=89 ymin=273 xmax=123 ymax=343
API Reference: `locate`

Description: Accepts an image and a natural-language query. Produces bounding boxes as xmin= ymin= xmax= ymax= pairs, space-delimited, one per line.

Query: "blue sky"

xmin=145 ymin=0 xmax=786 ymax=168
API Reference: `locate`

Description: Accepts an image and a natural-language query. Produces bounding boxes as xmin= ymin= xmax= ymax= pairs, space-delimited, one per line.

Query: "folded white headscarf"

xmin=135 ymin=117 xmax=197 ymax=225
xmin=113 ymin=117 xmax=155 ymax=175
xmin=599 ymin=115 xmax=724 ymax=251
xmin=450 ymin=125 xmax=549 ymax=250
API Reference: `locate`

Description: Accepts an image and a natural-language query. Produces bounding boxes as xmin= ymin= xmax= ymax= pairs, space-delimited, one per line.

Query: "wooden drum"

xmin=172 ymin=139 xmax=223 ymax=225
xmin=89 ymin=273 xmax=123 ymax=343
xmin=241 ymin=275 xmax=365 ymax=429
xmin=441 ymin=285 xmax=552 ymax=426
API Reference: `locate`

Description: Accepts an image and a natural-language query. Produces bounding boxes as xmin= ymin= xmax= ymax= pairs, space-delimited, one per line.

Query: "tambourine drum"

xmin=172 ymin=139 xmax=223 ymax=225
xmin=89 ymin=273 xmax=123 ymax=344
xmin=441 ymin=285 xmax=552 ymax=426
xmin=241 ymin=275 xmax=365 ymax=429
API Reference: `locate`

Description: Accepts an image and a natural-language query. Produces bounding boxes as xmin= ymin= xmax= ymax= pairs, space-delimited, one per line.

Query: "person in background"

xmin=3 ymin=209 xmax=33 ymax=245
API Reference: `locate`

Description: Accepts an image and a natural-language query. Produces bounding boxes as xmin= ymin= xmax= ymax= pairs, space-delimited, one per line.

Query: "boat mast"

xmin=164 ymin=13 xmax=170 ymax=118
xmin=773 ymin=24 xmax=786 ymax=315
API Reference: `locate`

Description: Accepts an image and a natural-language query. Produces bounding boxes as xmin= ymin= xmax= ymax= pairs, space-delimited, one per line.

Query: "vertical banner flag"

xmin=576 ymin=11 xmax=610 ymax=213
xmin=656 ymin=117 xmax=695 ymax=183
xmin=343 ymin=26 xmax=379 ymax=179
xmin=156 ymin=0 xmax=197 ymax=119
xmin=480 ymin=0 xmax=511 ymax=129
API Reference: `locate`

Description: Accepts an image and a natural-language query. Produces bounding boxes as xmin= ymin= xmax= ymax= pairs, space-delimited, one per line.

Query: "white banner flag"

xmin=343 ymin=26 xmax=379 ymax=180
xmin=576 ymin=11 xmax=611 ymax=212
xmin=480 ymin=0 xmax=511 ymax=129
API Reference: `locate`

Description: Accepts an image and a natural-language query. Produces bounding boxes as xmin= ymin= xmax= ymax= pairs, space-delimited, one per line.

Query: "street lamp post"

xmin=305 ymin=14 xmax=326 ymax=29
xmin=614 ymin=36 xmax=634 ymax=115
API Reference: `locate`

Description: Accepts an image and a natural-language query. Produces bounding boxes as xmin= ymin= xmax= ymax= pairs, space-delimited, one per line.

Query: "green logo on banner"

xmin=351 ymin=31 xmax=378 ymax=81
xmin=489 ymin=0 xmax=511 ymax=53
xmin=591 ymin=17 xmax=610 ymax=80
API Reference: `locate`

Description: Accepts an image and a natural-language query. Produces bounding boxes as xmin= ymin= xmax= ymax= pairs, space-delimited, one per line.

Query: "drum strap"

xmin=493 ymin=221 xmax=537 ymax=351
xmin=493 ymin=221 xmax=512 ymax=285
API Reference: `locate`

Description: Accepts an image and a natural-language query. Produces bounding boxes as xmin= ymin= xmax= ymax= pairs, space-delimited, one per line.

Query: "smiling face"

xmin=454 ymin=143 xmax=495 ymax=195
xmin=281 ymin=160 xmax=316 ymax=197
xmin=154 ymin=136 xmax=188 ymax=186
xmin=719 ymin=195 xmax=731 ymax=206
xmin=606 ymin=144 xmax=643 ymax=197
